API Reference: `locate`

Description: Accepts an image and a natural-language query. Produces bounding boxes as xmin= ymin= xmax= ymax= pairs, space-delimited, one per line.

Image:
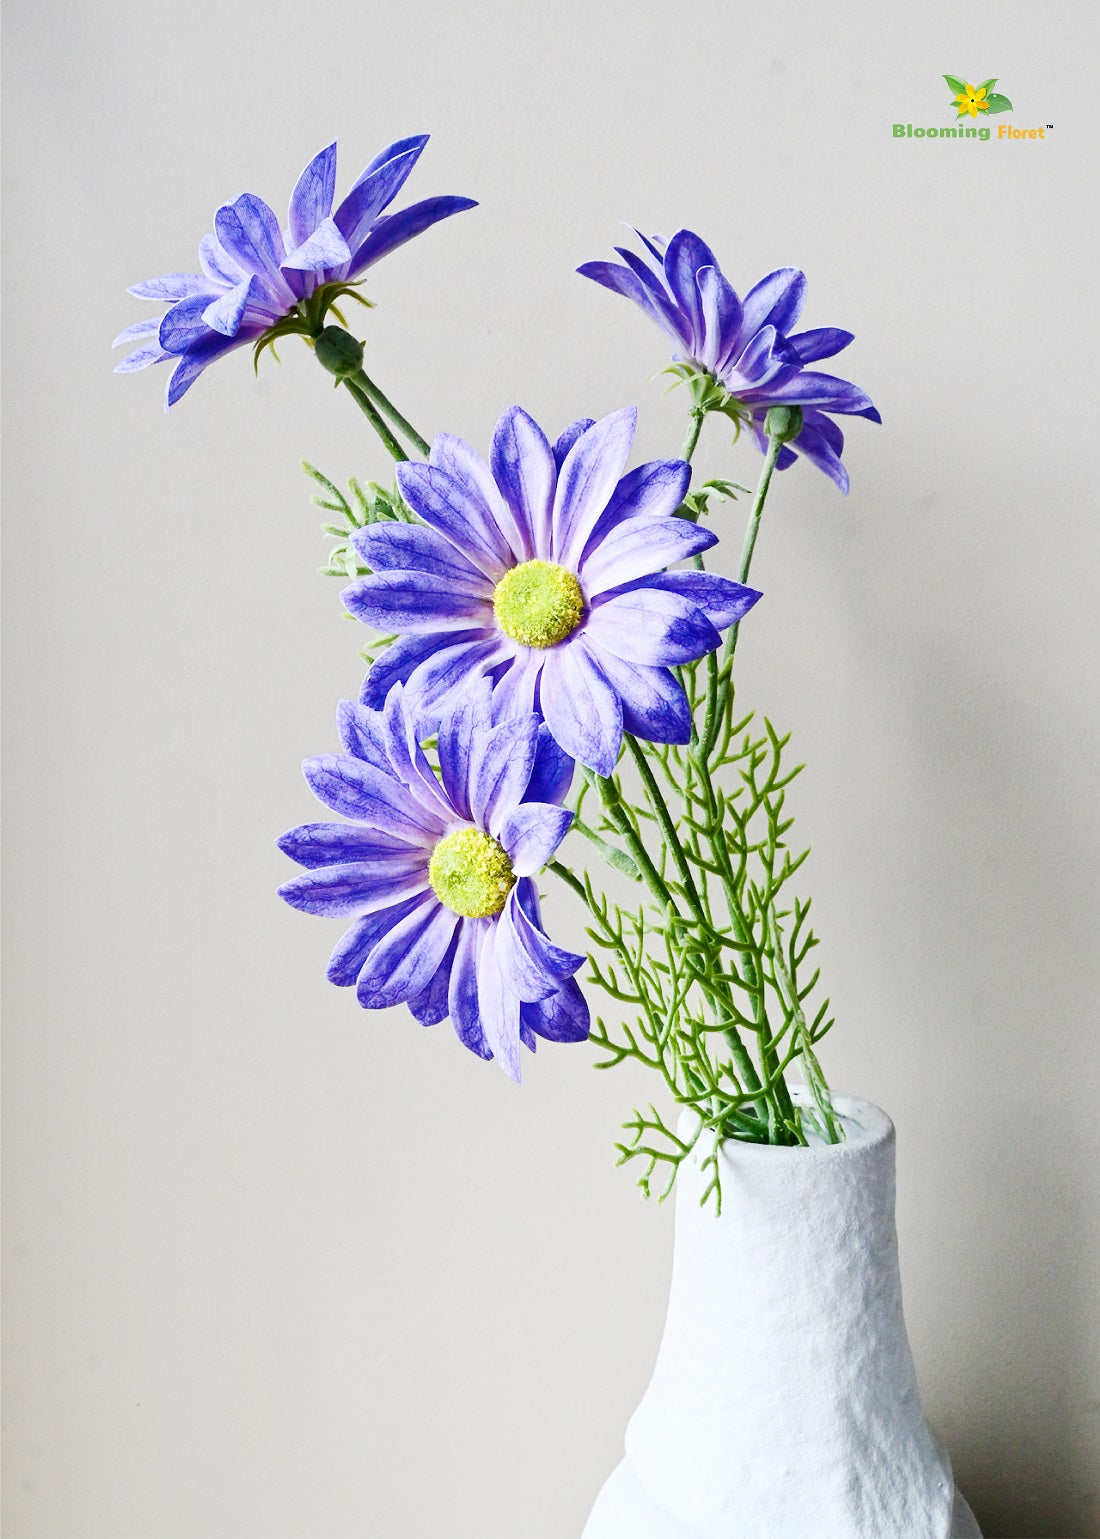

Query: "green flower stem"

xmin=680 ymin=409 xmax=705 ymax=464
xmin=705 ymin=428 xmax=784 ymax=758
xmin=624 ymin=734 xmax=706 ymax=920
xmin=351 ymin=370 xmax=432 ymax=458
xmin=341 ymin=377 xmax=409 ymax=462
xmin=733 ymin=429 xmax=783 ymax=624
xmin=593 ymin=771 xmax=673 ymax=912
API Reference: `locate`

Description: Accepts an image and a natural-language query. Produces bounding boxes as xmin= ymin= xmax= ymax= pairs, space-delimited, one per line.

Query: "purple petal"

xmin=199 ymin=234 xmax=244 ymax=288
xmin=326 ymin=893 xmax=431 ymax=986
xmin=435 ymin=679 xmax=493 ymax=822
xmin=345 ymin=196 xmax=478 ymax=279
xmin=577 ymin=260 xmax=690 ymax=351
xmin=214 ymin=194 xmax=289 ymax=284
xmin=580 ymin=459 xmax=691 ymax=558
xmin=448 ymin=919 xmax=493 ymax=1058
xmin=488 ymin=652 xmax=541 ymax=722
xmin=579 ymin=514 xmax=716 ymax=595
xmin=498 ymin=802 xmax=573 ymax=876
xmin=303 ymin=755 xmax=445 ymax=843
xmin=525 ymin=725 xmax=574 ymax=807
xmin=640 ymin=571 xmax=763 ymax=628
xmin=114 ymin=344 xmax=171 ymax=374
xmin=743 ymin=370 xmax=875 ymax=413
xmin=333 ymin=140 xmax=426 ymax=253
xmin=282 ymin=217 xmax=351 ymax=273
xmin=787 ymin=327 xmax=854 ymax=363
xmin=586 ymin=589 xmax=721 ymax=666
xmin=740 ymin=268 xmax=807 ymax=337
xmin=164 ymin=333 xmax=241 ymax=407
xmin=335 ymin=699 xmax=393 ymax=772
xmin=591 ymin=652 xmax=691 ymax=745
xmin=353 ymin=523 xmax=492 ymax=591
xmin=538 ymin=640 xmax=623 ymax=777
xmin=378 ymin=685 xmax=457 ymax=821
xmin=112 ymin=319 xmax=163 ymax=348
xmin=158 ymin=295 xmax=215 ymax=354
xmin=520 ymin=975 xmax=590 ymax=1043
xmin=400 ymin=634 xmax=510 ymax=733
xmin=552 ymin=408 xmax=637 ymax=569
xmin=202 ymin=275 xmax=260 ymax=338
xmin=475 ymin=922 xmax=522 ymax=1081
xmin=727 ymin=324 xmax=790 ymax=389
xmin=396 ymin=461 xmax=514 ymax=578
xmin=490 ymin=406 xmax=556 ymax=561
xmin=340 ymin=571 xmax=491 ymax=634
xmin=407 ymin=926 xmax=460 ymax=1026
xmin=663 ymin=231 xmax=719 ymax=349
xmin=698 ymin=264 xmax=745 ymax=372
xmin=128 ymin=273 xmax=212 ymax=301
xmin=470 ymin=715 xmax=539 ymax=836
xmin=277 ymin=820 xmax=417 ymax=869
xmin=278 ymin=857 xmax=430 ymax=916
xmin=552 ymin=419 xmax=595 ymax=471
xmin=288 ymin=141 xmax=338 ymax=249
xmin=359 ymin=632 xmax=480 ymax=710
xmin=791 ymin=415 xmax=850 ymax=493
xmin=356 ymin=897 xmax=460 ymax=1009
xmin=496 ymin=886 xmax=585 ymax=1001
xmin=630 ymin=227 xmax=668 ymax=264
xmin=350 ymin=134 xmax=429 ymax=191
xmin=612 ymin=245 xmax=695 ymax=347
xmin=428 ymin=431 xmax=512 ymax=544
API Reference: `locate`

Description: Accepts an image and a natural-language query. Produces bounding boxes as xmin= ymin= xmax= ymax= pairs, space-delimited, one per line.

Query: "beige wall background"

xmin=4 ymin=1 xmax=1098 ymax=1535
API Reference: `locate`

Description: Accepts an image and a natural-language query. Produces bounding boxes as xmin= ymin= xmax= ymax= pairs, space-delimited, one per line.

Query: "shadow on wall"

xmin=835 ymin=454 xmax=1100 ymax=1539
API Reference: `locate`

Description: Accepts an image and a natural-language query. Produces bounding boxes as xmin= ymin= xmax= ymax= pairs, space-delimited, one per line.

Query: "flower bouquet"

xmin=117 ymin=134 xmax=981 ymax=1539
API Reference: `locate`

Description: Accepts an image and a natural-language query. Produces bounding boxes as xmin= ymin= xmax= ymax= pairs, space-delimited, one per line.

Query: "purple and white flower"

xmin=341 ymin=405 xmax=761 ymax=776
xmin=578 ymin=230 xmax=879 ymax=492
xmin=114 ymin=136 xmax=476 ymax=408
xmin=278 ymin=683 xmax=585 ymax=1081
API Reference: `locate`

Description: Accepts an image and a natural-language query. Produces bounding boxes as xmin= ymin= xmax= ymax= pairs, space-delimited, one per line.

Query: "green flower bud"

xmin=314 ymin=326 xmax=365 ymax=381
xmin=764 ymin=405 xmax=804 ymax=445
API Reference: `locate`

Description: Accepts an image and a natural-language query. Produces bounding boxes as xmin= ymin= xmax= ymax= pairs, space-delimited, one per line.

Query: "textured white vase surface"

xmin=583 ymin=1095 xmax=981 ymax=1539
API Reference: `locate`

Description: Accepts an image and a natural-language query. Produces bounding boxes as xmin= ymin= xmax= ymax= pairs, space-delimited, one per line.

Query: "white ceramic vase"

xmin=583 ymin=1095 xmax=981 ymax=1539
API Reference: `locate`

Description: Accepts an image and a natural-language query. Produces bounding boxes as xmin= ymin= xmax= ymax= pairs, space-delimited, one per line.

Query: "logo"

xmin=944 ymin=75 xmax=1013 ymax=119
xmin=892 ymin=72 xmax=1052 ymax=142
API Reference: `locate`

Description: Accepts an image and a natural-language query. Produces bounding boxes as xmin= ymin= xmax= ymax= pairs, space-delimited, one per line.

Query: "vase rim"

xmin=678 ymin=1091 xmax=895 ymax=1166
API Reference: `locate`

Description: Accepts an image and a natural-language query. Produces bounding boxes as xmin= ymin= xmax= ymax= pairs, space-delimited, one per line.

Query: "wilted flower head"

xmin=579 ymin=230 xmax=879 ymax=492
xmin=278 ymin=683 xmax=585 ymax=1081
xmin=341 ymin=405 xmax=761 ymax=776
xmin=114 ymin=136 xmax=476 ymax=407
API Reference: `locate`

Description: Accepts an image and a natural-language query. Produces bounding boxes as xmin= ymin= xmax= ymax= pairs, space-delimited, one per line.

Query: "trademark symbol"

xmin=1047 ymin=123 xmax=1054 ymax=128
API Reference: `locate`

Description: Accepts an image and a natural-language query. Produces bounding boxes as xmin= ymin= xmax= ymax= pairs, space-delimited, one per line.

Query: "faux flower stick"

xmin=118 ymin=138 xmax=878 ymax=1204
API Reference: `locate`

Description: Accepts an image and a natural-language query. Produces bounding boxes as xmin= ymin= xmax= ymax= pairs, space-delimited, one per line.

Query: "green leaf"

xmin=977 ymin=77 xmax=997 ymax=94
xmin=943 ymin=74 xmax=967 ymax=94
xmin=985 ymin=93 xmax=1013 ymax=114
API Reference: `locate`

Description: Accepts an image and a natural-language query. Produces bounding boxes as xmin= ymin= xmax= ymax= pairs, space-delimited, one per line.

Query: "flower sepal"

xmin=665 ymin=362 xmax=747 ymax=430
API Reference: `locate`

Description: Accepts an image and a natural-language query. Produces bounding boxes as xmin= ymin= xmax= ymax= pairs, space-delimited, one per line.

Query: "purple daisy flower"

xmin=277 ymin=683 xmax=586 ymax=1081
xmin=114 ymin=135 xmax=476 ymax=408
xmin=340 ymin=405 xmax=762 ymax=777
xmin=578 ymin=230 xmax=880 ymax=493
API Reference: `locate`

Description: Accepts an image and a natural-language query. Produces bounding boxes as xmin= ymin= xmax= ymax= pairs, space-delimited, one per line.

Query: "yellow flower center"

xmin=428 ymin=828 xmax=515 ymax=918
xmin=493 ymin=559 xmax=585 ymax=649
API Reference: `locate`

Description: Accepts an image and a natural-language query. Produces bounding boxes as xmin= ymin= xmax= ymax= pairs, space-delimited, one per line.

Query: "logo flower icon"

xmin=944 ymin=75 xmax=1013 ymax=118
